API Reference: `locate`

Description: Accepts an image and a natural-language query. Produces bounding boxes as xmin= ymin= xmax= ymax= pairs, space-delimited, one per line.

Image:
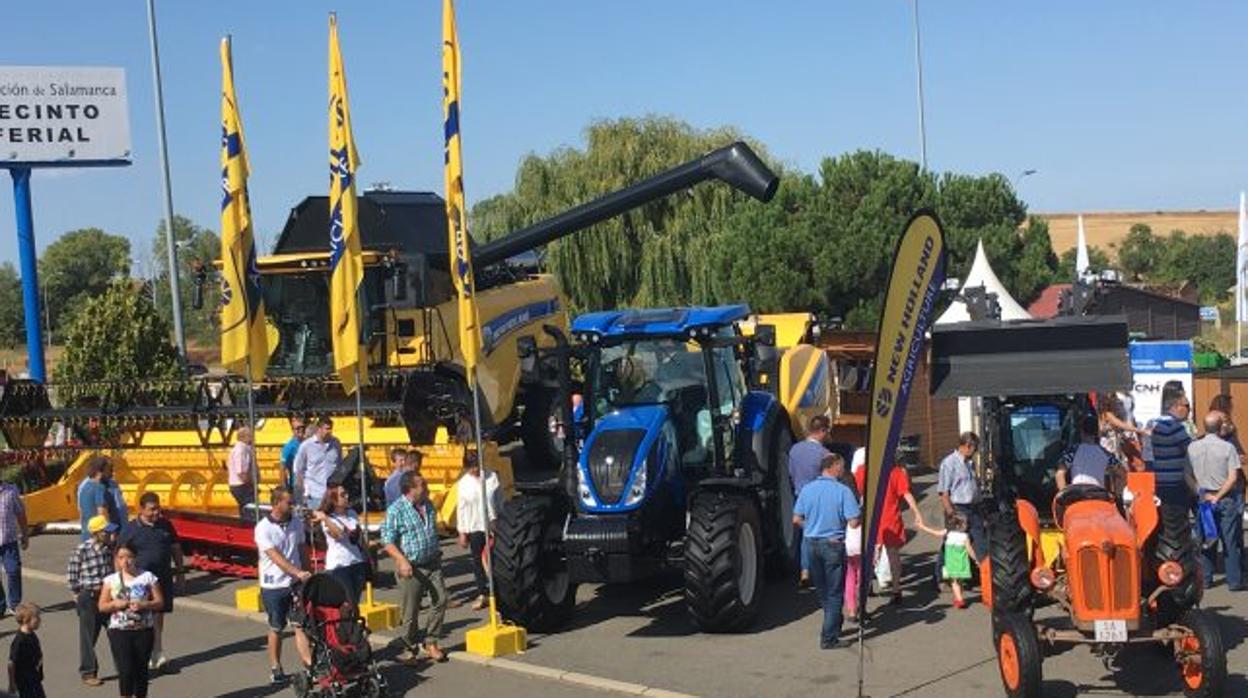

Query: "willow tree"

xmin=471 ymin=116 xmax=772 ymax=312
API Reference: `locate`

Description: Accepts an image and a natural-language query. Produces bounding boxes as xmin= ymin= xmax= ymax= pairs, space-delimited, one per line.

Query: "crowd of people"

xmin=0 ymin=388 xmax=1237 ymax=695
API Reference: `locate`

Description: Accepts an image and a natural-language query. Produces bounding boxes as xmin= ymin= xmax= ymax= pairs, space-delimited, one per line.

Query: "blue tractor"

xmin=492 ymin=305 xmax=830 ymax=632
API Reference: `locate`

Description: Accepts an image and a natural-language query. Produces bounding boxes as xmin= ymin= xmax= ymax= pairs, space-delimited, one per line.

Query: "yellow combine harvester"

xmin=2 ymin=143 xmax=822 ymax=552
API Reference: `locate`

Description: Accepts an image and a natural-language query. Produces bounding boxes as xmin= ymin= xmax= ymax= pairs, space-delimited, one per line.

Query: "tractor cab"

xmin=568 ymin=305 xmax=758 ymax=515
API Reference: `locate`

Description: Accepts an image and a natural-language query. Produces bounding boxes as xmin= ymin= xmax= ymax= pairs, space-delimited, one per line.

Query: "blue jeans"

xmin=329 ymin=562 xmax=368 ymax=605
xmin=808 ymin=538 xmax=847 ymax=647
xmin=791 ymin=525 xmax=811 ymax=572
xmin=0 ymin=541 xmax=22 ymax=610
xmin=1200 ymin=492 xmax=1244 ymax=590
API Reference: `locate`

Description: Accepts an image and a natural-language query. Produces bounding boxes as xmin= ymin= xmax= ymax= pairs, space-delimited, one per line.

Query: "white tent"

xmin=935 ymin=239 xmax=1032 ymax=324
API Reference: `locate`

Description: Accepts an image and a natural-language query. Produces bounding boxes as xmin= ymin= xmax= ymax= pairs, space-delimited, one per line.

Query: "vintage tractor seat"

xmin=1053 ymin=484 xmax=1117 ymax=527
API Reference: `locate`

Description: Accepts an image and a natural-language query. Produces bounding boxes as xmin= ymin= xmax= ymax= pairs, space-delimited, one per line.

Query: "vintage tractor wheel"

xmin=994 ymin=612 xmax=1043 ymax=698
xmin=492 ymin=495 xmax=577 ymax=632
xmin=519 ymin=388 xmax=561 ymax=473
xmin=685 ymin=491 xmax=764 ymax=632
xmin=1152 ymin=503 xmax=1202 ymax=626
xmin=1176 ymin=609 xmax=1226 ymax=697
xmin=988 ymin=503 xmax=1033 ymax=616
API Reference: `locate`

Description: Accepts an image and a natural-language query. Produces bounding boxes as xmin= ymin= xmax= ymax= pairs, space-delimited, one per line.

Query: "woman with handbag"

xmin=312 ymin=483 xmax=369 ymax=605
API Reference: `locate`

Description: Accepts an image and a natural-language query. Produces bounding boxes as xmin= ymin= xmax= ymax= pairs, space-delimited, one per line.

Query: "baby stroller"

xmin=292 ymin=573 xmax=388 ymax=698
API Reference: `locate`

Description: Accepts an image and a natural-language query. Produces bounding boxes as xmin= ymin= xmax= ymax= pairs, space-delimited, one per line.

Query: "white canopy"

xmin=935 ymin=239 xmax=1032 ymax=324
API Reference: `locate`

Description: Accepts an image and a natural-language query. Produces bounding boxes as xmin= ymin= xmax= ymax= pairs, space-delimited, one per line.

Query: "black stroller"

xmin=292 ymin=573 xmax=388 ymax=698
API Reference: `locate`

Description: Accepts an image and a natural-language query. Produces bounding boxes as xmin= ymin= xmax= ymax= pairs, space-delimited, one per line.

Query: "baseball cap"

xmin=87 ymin=515 xmax=118 ymax=534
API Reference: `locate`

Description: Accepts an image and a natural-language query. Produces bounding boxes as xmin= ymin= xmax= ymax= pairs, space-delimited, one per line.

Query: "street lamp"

xmin=1013 ymin=169 xmax=1038 ymax=192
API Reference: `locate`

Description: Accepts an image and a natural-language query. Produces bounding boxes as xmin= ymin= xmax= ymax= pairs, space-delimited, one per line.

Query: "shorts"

xmin=260 ymin=586 xmax=305 ymax=631
xmin=156 ymin=573 xmax=174 ymax=614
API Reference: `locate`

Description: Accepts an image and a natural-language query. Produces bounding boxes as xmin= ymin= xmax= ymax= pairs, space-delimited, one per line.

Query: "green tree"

xmin=1057 ymin=245 xmax=1111 ymax=279
xmin=1117 ymin=224 xmax=1163 ymax=281
xmin=39 ymin=228 xmax=131 ymax=341
xmin=472 ymin=116 xmax=770 ymax=311
xmin=0 ymin=263 xmax=23 ymax=348
xmin=1151 ymin=230 xmax=1235 ymax=303
xmin=151 ymin=215 xmax=222 ymax=346
xmin=57 ymin=281 xmax=184 ymax=405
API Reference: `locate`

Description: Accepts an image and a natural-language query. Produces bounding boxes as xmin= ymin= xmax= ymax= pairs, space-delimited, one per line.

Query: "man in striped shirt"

xmin=1150 ymin=392 xmax=1196 ymax=508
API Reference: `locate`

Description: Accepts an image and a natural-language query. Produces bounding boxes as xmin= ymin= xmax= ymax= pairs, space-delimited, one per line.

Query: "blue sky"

xmin=2 ymin=1 xmax=1246 ymax=270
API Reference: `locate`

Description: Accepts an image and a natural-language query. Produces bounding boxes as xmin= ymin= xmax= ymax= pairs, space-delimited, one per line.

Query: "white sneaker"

xmin=149 ymin=655 xmax=168 ymax=671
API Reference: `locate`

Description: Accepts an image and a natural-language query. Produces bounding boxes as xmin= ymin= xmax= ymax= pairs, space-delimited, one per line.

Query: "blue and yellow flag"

xmin=219 ymin=36 xmax=268 ymax=378
xmin=443 ymin=0 xmax=482 ymax=385
xmin=327 ymin=14 xmax=365 ymax=395
xmin=859 ymin=211 xmax=946 ymax=613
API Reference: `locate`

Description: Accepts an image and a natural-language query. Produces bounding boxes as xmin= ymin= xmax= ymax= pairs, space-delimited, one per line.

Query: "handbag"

xmin=873 ymin=546 xmax=892 ymax=586
xmin=1197 ymin=497 xmax=1219 ymax=544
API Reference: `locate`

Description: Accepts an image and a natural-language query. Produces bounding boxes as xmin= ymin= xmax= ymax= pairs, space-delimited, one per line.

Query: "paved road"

xmin=17 ymin=472 xmax=1248 ymax=697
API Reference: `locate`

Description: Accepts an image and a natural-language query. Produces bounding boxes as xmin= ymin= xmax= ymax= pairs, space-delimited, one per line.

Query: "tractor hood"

xmin=578 ymin=405 xmax=668 ymax=510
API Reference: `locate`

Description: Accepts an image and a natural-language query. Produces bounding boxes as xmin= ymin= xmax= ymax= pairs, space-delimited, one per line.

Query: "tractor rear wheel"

xmin=492 ymin=496 xmax=576 ymax=632
xmin=994 ymin=612 xmax=1042 ymax=698
xmin=988 ymin=503 xmax=1033 ymax=616
xmin=684 ymin=491 xmax=763 ymax=632
xmin=1176 ymin=609 xmax=1226 ymax=698
xmin=766 ymin=425 xmax=796 ymax=577
xmin=1153 ymin=503 xmax=1202 ymax=626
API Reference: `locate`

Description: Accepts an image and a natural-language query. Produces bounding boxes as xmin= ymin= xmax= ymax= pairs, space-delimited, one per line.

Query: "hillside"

xmin=1037 ymin=209 xmax=1236 ymax=259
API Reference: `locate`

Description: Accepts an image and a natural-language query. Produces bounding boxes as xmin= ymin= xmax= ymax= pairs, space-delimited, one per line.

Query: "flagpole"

xmin=353 ymin=363 xmax=373 ymax=605
xmin=469 ymin=369 xmax=498 ymax=625
xmin=246 ymin=356 xmax=259 ymax=521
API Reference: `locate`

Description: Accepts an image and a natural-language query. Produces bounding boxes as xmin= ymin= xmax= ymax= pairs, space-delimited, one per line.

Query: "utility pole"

xmin=911 ymin=0 xmax=928 ymax=171
xmin=146 ymin=0 xmax=187 ymax=358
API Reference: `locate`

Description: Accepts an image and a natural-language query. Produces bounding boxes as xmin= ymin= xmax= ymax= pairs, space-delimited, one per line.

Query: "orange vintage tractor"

xmin=930 ymin=316 xmax=1225 ymax=698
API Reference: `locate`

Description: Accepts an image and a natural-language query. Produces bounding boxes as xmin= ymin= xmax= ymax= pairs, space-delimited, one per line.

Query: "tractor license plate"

xmin=1094 ymin=620 xmax=1128 ymax=642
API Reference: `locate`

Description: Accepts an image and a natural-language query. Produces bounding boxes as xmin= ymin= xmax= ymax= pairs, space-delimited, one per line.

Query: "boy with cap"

xmin=66 ymin=514 xmax=117 ymax=687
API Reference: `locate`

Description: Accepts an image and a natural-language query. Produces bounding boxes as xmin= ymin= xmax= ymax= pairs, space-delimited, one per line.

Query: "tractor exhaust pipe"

xmin=473 ymin=141 xmax=777 ymax=267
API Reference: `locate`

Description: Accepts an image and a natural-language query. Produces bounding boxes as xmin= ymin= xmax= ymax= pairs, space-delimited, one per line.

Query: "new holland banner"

xmin=859 ymin=211 xmax=947 ymax=611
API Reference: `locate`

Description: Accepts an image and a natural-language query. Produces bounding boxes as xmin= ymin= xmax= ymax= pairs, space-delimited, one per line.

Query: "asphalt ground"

xmin=14 ymin=471 xmax=1248 ymax=697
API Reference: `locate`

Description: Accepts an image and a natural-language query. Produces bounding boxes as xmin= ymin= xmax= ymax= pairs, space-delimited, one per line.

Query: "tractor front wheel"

xmin=1176 ymin=609 xmax=1226 ymax=698
xmin=994 ymin=612 xmax=1042 ymax=698
xmin=684 ymin=491 xmax=764 ymax=632
xmin=492 ymin=496 xmax=577 ymax=632
xmin=988 ymin=503 xmax=1033 ymax=616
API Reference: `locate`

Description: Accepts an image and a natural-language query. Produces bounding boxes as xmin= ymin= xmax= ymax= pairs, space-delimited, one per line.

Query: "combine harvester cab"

xmin=492 ymin=303 xmax=833 ymax=634
xmin=930 ymin=316 xmax=1224 ymax=698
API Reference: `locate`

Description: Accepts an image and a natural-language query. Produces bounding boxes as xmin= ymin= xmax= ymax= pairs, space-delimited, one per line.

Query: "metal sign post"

xmin=9 ymin=167 xmax=43 ymax=382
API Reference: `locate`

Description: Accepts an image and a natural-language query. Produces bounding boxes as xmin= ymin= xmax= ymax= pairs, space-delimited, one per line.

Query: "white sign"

xmin=1129 ymin=341 xmax=1193 ymax=426
xmin=0 ymin=66 xmax=131 ymax=165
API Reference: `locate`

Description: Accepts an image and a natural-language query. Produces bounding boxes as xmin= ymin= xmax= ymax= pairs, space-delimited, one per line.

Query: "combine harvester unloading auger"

xmin=0 ymin=141 xmax=788 ymax=574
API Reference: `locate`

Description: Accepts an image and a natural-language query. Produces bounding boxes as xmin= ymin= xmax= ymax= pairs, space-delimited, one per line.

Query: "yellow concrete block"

xmin=235 ymin=584 xmax=262 ymax=612
xmin=358 ymin=600 xmax=400 ymax=631
xmin=465 ymin=621 xmax=527 ymax=657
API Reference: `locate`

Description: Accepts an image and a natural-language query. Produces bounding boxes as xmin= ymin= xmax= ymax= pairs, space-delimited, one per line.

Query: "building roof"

xmin=1027 ymin=283 xmax=1071 ymax=319
xmin=935 ymin=239 xmax=1032 ymax=324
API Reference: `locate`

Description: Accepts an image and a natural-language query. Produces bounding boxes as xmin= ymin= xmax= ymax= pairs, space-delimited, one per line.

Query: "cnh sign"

xmin=0 ymin=66 xmax=131 ymax=164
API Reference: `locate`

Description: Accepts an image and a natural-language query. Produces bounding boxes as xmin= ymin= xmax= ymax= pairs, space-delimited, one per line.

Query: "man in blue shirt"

xmin=384 ymin=448 xmax=422 ymax=507
xmin=793 ymin=452 xmax=861 ymax=649
xmin=77 ymin=456 xmax=121 ymax=541
xmin=788 ymin=415 xmax=830 ymax=586
xmin=279 ymin=417 xmax=306 ymax=490
xmin=1150 ymin=393 xmax=1194 ymax=508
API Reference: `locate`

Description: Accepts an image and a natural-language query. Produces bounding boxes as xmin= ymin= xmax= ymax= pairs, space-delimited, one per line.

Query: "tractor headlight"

xmin=1029 ymin=567 xmax=1056 ymax=590
xmin=1158 ymin=561 xmax=1184 ymax=587
xmin=624 ymin=465 xmax=647 ymax=506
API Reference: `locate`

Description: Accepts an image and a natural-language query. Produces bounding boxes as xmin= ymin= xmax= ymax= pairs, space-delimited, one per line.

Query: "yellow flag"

xmin=443 ymin=0 xmax=482 ymax=385
xmin=219 ymin=36 xmax=268 ymax=379
xmin=328 ymin=14 xmax=365 ymax=395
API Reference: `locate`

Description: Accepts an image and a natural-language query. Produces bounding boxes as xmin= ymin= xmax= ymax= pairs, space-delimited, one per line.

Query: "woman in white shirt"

xmin=456 ymin=452 xmax=502 ymax=611
xmin=312 ymin=483 xmax=368 ymax=604
xmin=99 ymin=544 xmax=164 ymax=698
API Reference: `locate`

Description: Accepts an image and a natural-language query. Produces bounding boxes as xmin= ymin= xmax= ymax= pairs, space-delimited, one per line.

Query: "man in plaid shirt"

xmin=381 ymin=472 xmax=448 ymax=663
xmin=67 ymin=514 xmax=117 ymax=687
xmin=0 ymin=480 xmax=27 ymax=615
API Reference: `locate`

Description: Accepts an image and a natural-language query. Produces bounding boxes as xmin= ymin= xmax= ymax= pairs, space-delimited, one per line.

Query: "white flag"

xmin=1075 ymin=214 xmax=1090 ymax=279
xmin=1238 ymin=192 xmax=1247 ymax=322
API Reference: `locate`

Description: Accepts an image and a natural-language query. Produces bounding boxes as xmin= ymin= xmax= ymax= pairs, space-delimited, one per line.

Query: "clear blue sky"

xmin=2 ymin=1 xmax=1246 ymax=270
